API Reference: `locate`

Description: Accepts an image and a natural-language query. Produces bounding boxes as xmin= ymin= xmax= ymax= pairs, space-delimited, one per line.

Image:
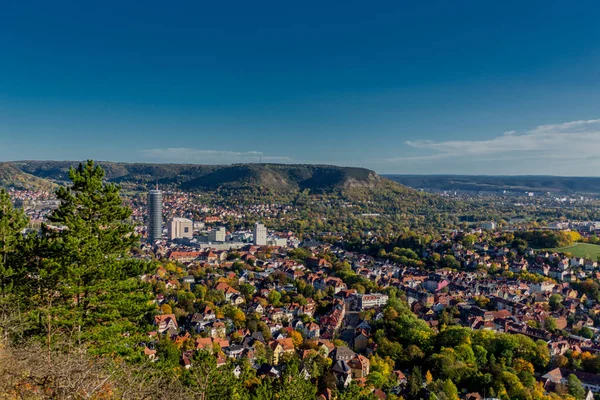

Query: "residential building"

xmin=348 ymin=355 xmax=370 ymax=379
xmin=154 ymin=314 xmax=177 ymax=333
xmin=355 ymin=293 xmax=389 ymax=310
xmin=542 ymin=368 xmax=600 ymax=393
xmin=330 ymin=346 xmax=356 ymax=362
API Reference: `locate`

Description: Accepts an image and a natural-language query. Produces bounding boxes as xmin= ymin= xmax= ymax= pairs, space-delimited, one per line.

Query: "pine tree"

xmin=408 ymin=366 xmax=422 ymax=397
xmin=19 ymin=232 xmax=66 ymax=357
xmin=41 ymin=160 xmax=154 ymax=353
xmin=0 ymin=189 xmax=28 ymax=341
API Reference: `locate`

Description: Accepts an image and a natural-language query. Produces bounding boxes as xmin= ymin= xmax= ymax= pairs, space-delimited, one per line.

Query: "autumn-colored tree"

xmin=425 ymin=370 xmax=433 ymax=384
xmin=291 ymin=330 xmax=303 ymax=348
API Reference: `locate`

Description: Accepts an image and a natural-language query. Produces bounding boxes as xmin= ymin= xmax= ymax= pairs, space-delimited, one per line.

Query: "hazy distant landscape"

xmin=385 ymin=175 xmax=600 ymax=194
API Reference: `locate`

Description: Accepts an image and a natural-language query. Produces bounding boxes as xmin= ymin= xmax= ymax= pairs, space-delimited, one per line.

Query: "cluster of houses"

xmin=140 ymin=242 xmax=405 ymax=398
xmin=446 ymin=238 xmax=600 ymax=283
xmin=139 ymin=227 xmax=600 ymax=398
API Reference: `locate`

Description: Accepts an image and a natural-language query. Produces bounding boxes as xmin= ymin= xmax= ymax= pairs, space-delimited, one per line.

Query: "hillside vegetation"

xmin=0 ymin=163 xmax=56 ymax=191
xmin=4 ymin=161 xmax=383 ymax=192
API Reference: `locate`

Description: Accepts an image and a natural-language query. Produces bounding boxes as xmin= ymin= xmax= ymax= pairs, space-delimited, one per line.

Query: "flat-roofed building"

xmin=253 ymin=222 xmax=267 ymax=246
xmin=355 ymin=293 xmax=389 ymax=311
xmin=168 ymin=217 xmax=194 ymax=240
xmin=208 ymin=227 xmax=226 ymax=242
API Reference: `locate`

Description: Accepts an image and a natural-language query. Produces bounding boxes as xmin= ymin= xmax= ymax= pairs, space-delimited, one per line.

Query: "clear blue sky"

xmin=1 ymin=0 xmax=600 ymax=175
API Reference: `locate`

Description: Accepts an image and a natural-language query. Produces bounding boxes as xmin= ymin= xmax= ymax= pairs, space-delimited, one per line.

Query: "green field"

xmin=547 ymin=242 xmax=600 ymax=259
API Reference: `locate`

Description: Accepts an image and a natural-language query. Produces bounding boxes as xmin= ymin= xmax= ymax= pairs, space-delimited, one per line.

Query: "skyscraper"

xmin=148 ymin=188 xmax=163 ymax=242
xmin=253 ymin=222 xmax=267 ymax=246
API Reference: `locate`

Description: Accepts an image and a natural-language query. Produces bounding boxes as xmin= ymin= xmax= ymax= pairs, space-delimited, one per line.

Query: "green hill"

xmin=1 ymin=161 xmax=453 ymax=228
xmin=0 ymin=163 xmax=57 ymax=191
xmin=4 ymin=161 xmax=384 ymax=192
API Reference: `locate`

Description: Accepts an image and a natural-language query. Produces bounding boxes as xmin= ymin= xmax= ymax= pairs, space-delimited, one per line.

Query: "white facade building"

xmin=267 ymin=237 xmax=288 ymax=247
xmin=253 ymin=222 xmax=267 ymax=246
xmin=168 ymin=217 xmax=194 ymax=240
xmin=355 ymin=293 xmax=389 ymax=311
xmin=481 ymin=221 xmax=497 ymax=230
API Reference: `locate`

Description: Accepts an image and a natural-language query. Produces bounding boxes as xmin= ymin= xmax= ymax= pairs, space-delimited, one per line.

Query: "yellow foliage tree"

xmin=425 ymin=370 xmax=433 ymax=384
xmin=513 ymin=358 xmax=534 ymax=375
xmin=165 ymin=262 xmax=178 ymax=273
xmin=291 ymin=330 xmax=303 ymax=348
xmin=370 ymin=354 xmax=394 ymax=379
xmin=233 ymin=309 xmax=246 ymax=327
xmin=568 ymin=231 xmax=582 ymax=243
xmin=581 ymin=351 xmax=594 ymax=362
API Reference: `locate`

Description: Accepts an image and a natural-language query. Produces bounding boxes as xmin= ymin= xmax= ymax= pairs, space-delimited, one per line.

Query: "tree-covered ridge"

xmin=3 ymin=161 xmax=383 ymax=192
xmin=7 ymin=160 xmax=458 ymax=233
xmin=0 ymin=163 xmax=56 ymax=191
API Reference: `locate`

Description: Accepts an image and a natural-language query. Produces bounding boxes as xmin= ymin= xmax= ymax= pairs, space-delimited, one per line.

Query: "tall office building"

xmin=168 ymin=217 xmax=193 ymax=240
xmin=253 ymin=222 xmax=267 ymax=246
xmin=147 ymin=188 xmax=163 ymax=242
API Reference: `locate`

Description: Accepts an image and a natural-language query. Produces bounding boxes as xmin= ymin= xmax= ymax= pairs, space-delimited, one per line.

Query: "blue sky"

xmin=1 ymin=0 xmax=599 ymax=175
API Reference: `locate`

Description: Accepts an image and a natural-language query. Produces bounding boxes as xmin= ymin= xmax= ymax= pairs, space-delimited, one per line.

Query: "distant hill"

xmin=2 ymin=161 xmax=383 ymax=192
xmin=385 ymin=174 xmax=600 ymax=194
xmin=0 ymin=163 xmax=56 ymax=191
xmin=9 ymin=161 xmax=599 ymax=196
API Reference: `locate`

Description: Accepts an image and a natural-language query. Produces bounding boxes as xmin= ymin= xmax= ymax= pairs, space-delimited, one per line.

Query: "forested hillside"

xmin=3 ymin=161 xmax=383 ymax=192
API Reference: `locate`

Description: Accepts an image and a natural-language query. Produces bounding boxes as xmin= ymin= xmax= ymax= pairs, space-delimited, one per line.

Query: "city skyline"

xmin=2 ymin=1 xmax=600 ymax=175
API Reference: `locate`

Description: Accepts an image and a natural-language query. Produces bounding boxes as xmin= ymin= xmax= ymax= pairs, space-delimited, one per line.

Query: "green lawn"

xmin=547 ymin=242 xmax=600 ymax=259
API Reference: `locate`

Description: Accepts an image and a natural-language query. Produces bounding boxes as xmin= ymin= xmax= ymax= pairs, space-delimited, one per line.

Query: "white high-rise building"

xmin=168 ymin=217 xmax=193 ymax=240
xmin=253 ymin=222 xmax=267 ymax=246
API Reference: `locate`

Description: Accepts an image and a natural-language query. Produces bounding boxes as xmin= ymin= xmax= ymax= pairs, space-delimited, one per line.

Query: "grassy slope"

xmin=548 ymin=242 xmax=600 ymax=259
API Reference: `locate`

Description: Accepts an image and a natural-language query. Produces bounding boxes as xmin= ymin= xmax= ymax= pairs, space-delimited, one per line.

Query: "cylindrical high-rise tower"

xmin=148 ymin=189 xmax=163 ymax=242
